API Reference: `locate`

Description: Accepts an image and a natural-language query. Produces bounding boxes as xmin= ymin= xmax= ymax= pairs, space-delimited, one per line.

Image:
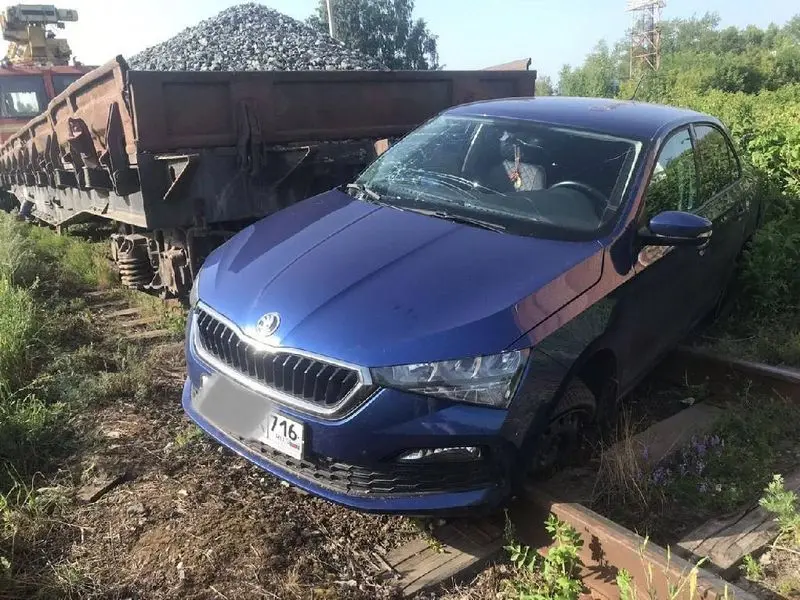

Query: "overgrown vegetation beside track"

xmin=671 ymin=86 xmax=800 ymax=366
xmin=560 ymin=14 xmax=800 ymax=366
xmin=0 ymin=214 xmax=123 ymax=593
xmin=0 ymin=212 xmax=418 ymax=599
xmin=595 ymin=384 xmax=800 ymax=543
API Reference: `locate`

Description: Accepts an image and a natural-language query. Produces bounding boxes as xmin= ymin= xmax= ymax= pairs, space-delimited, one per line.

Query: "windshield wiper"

xmin=346 ymin=182 xmax=382 ymax=202
xmin=409 ymin=208 xmax=507 ymax=233
xmin=345 ymin=182 xmax=409 ymax=213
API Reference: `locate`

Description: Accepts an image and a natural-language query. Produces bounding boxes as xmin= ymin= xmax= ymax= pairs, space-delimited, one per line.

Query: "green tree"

xmin=558 ymin=41 xmax=625 ymax=98
xmin=307 ymin=0 xmax=439 ymax=70
xmin=612 ymin=13 xmax=800 ymax=100
xmin=536 ymin=75 xmax=554 ymax=96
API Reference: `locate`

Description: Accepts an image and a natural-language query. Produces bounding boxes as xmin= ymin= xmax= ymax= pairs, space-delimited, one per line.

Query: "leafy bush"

xmin=659 ymin=86 xmax=800 ymax=360
xmin=759 ymin=473 xmax=800 ymax=547
xmin=504 ymin=514 xmax=584 ymax=600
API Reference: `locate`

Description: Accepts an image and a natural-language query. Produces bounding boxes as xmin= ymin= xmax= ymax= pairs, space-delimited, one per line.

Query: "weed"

xmin=594 ymin=409 xmax=662 ymax=511
xmin=160 ymin=308 xmax=188 ymax=337
xmin=0 ymin=214 xmax=115 ymax=596
xmin=616 ymin=539 xmax=710 ymax=600
xmin=592 ymin=386 xmax=800 ymax=545
xmin=759 ymin=474 xmax=800 ymax=547
xmin=740 ymin=554 xmax=763 ymax=581
xmin=174 ymin=423 xmax=203 ymax=448
xmin=504 ymin=513 xmax=584 ymax=600
xmin=410 ymin=519 xmax=446 ymax=553
xmin=0 ymin=388 xmax=72 ymax=491
xmin=126 ymin=290 xmax=187 ymax=337
xmin=69 ymin=344 xmax=160 ymax=408
xmin=26 ymin=226 xmax=115 ymax=291
xmin=653 ymin=392 xmax=800 ymax=521
xmin=776 ymin=575 xmax=800 ymax=596
xmin=0 ymin=280 xmax=38 ymax=390
xmin=0 ymin=217 xmax=34 ymax=284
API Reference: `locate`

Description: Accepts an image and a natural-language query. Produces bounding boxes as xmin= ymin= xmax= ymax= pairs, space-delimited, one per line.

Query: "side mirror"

xmin=640 ymin=210 xmax=712 ymax=247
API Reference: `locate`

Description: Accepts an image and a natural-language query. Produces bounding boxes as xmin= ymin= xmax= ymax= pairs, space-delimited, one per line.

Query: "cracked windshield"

xmin=354 ymin=115 xmax=641 ymax=238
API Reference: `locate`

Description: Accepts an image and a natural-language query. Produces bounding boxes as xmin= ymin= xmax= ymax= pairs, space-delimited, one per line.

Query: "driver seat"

xmin=503 ymin=157 xmax=546 ymax=191
xmin=499 ymin=133 xmax=547 ymax=191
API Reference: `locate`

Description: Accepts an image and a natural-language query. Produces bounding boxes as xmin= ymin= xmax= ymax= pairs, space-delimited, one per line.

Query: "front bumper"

xmin=182 ymin=332 xmax=515 ymax=514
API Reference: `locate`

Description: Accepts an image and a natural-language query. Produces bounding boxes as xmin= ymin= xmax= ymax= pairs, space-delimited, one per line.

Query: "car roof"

xmin=444 ymin=96 xmax=714 ymax=141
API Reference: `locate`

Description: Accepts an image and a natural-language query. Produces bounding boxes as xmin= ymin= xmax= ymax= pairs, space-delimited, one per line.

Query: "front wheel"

xmin=526 ymin=378 xmax=597 ymax=478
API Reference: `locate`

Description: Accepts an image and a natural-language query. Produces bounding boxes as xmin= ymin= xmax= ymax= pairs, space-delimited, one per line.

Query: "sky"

xmin=3 ymin=0 xmax=797 ymax=79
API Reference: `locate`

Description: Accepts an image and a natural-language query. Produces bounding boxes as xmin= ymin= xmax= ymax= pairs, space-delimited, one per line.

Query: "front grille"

xmin=194 ymin=307 xmax=371 ymax=411
xmin=240 ymin=437 xmax=500 ymax=496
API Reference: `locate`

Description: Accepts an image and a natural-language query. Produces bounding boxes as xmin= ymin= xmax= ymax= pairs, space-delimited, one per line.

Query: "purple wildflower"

xmin=652 ymin=467 xmax=668 ymax=486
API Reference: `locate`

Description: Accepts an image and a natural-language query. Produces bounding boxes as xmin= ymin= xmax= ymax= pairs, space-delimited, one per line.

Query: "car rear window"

xmin=356 ymin=115 xmax=641 ymax=240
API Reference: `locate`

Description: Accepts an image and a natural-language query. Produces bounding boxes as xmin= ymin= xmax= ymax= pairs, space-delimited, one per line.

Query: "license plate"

xmin=261 ymin=413 xmax=304 ymax=460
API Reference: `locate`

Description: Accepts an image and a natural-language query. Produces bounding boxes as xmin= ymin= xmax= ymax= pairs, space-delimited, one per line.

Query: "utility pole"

xmin=325 ymin=0 xmax=336 ymax=39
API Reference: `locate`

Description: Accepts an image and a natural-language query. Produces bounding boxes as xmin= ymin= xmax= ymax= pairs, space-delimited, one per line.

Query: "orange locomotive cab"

xmin=0 ymin=62 xmax=91 ymax=142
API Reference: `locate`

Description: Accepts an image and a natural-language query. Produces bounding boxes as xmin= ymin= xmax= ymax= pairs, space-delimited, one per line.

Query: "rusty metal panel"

xmin=45 ymin=57 xmax=135 ymax=159
xmin=0 ymin=56 xmax=135 ymax=190
xmin=128 ymin=68 xmax=537 ymax=152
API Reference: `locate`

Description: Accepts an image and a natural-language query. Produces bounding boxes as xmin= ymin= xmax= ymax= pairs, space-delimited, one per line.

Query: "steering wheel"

xmin=548 ymin=180 xmax=609 ymax=216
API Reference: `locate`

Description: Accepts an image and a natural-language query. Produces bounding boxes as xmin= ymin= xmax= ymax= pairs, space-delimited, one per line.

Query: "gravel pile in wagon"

xmin=128 ymin=2 xmax=384 ymax=72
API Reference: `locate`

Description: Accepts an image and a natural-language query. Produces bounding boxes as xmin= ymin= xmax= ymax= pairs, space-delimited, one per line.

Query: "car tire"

xmin=526 ymin=377 xmax=597 ymax=478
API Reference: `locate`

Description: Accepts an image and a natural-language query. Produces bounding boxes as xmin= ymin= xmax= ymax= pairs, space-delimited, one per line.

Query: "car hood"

xmin=198 ymin=189 xmax=603 ymax=367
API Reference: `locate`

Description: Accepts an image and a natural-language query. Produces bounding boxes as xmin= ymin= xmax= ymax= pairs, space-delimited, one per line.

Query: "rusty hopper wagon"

xmin=0 ymin=56 xmax=536 ymax=297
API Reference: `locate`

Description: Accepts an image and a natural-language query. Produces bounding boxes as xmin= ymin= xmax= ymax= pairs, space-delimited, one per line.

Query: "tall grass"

xmin=0 ymin=279 xmax=37 ymax=391
xmin=26 ymin=226 xmax=115 ymax=290
xmin=0 ymin=214 xmax=84 ymax=591
xmin=0 ymin=216 xmax=34 ymax=285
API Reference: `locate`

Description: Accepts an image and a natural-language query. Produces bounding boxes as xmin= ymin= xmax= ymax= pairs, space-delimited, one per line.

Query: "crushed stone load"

xmin=127 ymin=2 xmax=384 ymax=72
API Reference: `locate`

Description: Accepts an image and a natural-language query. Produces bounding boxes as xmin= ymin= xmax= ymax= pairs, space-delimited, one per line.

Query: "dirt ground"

xmin=736 ymin=547 xmax=800 ymax=600
xmin=11 ymin=299 xmax=420 ymax=600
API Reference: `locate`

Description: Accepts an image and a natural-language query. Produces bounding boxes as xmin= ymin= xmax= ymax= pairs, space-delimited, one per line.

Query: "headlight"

xmin=371 ymin=349 xmax=529 ymax=408
xmin=189 ymin=269 xmax=202 ymax=307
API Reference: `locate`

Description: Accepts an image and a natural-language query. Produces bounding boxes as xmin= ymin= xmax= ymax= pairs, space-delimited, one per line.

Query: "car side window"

xmin=645 ymin=127 xmax=698 ymax=220
xmin=693 ymin=124 xmax=740 ymax=204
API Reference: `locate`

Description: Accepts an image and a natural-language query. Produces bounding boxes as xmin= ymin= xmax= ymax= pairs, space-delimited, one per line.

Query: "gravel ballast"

xmin=128 ymin=2 xmax=384 ymax=72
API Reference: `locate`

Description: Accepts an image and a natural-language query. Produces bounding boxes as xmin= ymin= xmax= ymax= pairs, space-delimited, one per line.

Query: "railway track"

xmin=381 ymin=349 xmax=800 ymax=599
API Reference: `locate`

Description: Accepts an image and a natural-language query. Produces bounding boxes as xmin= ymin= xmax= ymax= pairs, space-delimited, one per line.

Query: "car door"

xmin=609 ymin=125 xmax=709 ymax=390
xmin=689 ymin=123 xmax=747 ymax=307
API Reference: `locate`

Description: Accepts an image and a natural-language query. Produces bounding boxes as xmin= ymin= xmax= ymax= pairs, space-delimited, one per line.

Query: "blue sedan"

xmin=182 ymin=96 xmax=762 ymax=514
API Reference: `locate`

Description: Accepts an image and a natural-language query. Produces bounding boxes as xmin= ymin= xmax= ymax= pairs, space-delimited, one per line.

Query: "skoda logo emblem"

xmin=255 ymin=312 xmax=281 ymax=338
